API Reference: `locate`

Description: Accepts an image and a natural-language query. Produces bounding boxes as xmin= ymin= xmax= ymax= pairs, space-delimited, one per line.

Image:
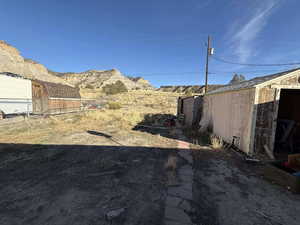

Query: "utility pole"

xmin=205 ymin=36 xmax=211 ymax=94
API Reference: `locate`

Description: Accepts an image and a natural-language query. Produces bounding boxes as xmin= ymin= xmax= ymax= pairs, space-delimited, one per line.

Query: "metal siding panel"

xmin=182 ymin=98 xmax=195 ymax=127
xmin=0 ymin=76 xmax=32 ymax=99
xmin=200 ymin=89 xmax=255 ymax=154
xmin=0 ymin=99 xmax=32 ymax=114
xmin=0 ymin=76 xmax=32 ymax=114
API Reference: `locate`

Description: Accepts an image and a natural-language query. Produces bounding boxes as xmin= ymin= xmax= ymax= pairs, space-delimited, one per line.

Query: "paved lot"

xmin=0 ymin=143 xmax=174 ymax=225
xmin=192 ymin=149 xmax=300 ymax=225
xmin=1 ymin=142 xmax=300 ymax=225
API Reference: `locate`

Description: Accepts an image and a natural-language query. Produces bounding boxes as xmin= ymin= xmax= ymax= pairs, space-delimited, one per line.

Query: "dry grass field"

xmin=0 ymin=90 xmax=182 ymax=147
xmin=0 ymin=90 xmax=184 ymax=225
xmin=1 ymin=90 xmax=300 ymax=225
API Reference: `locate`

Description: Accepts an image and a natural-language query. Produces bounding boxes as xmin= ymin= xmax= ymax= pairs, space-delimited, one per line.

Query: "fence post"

xmin=27 ymin=98 xmax=30 ymax=118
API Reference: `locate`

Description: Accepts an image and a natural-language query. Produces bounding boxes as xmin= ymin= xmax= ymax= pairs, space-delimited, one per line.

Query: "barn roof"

xmin=207 ymin=68 xmax=300 ymax=95
xmin=35 ymin=80 xmax=81 ymax=99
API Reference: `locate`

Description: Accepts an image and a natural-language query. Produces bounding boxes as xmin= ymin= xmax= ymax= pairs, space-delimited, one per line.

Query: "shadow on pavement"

xmin=87 ymin=130 xmax=123 ymax=145
xmin=0 ymin=142 xmax=186 ymax=225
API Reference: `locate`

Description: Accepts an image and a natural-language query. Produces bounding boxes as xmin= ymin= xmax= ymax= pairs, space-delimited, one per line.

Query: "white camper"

xmin=0 ymin=73 xmax=33 ymax=118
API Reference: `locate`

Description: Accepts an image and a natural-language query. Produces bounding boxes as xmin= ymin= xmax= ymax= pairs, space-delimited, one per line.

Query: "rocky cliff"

xmin=0 ymin=40 xmax=154 ymax=90
xmin=0 ymin=41 xmax=70 ymax=85
xmin=127 ymin=76 xmax=154 ymax=90
xmin=51 ymin=70 xmax=154 ymax=90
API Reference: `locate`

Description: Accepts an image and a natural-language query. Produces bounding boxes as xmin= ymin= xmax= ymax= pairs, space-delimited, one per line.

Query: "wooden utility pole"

xmin=205 ymin=36 xmax=211 ymax=93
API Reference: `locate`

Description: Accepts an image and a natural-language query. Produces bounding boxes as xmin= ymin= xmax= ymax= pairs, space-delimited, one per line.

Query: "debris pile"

xmin=142 ymin=113 xmax=177 ymax=127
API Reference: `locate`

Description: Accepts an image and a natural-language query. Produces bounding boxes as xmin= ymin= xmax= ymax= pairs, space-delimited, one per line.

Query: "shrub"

xmin=107 ymin=102 xmax=122 ymax=110
xmin=144 ymin=103 xmax=155 ymax=108
xmin=102 ymin=81 xmax=128 ymax=95
xmin=85 ymin=84 xmax=94 ymax=89
xmin=184 ymin=89 xmax=193 ymax=96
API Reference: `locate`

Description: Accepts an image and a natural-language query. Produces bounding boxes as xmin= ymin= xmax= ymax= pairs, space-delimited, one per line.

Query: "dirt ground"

xmin=192 ymin=149 xmax=300 ymax=225
xmin=1 ymin=133 xmax=300 ymax=225
xmin=0 ymin=143 xmax=175 ymax=225
xmin=1 ymin=91 xmax=300 ymax=225
xmin=0 ymin=91 xmax=181 ymax=225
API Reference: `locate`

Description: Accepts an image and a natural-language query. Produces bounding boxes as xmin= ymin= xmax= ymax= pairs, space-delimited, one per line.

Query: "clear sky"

xmin=1 ymin=0 xmax=299 ymax=87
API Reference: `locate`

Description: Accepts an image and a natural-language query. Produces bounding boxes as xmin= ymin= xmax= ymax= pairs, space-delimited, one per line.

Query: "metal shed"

xmin=177 ymin=95 xmax=203 ymax=127
xmin=0 ymin=73 xmax=32 ymax=117
xmin=200 ymin=68 xmax=300 ymax=157
xmin=32 ymin=80 xmax=81 ymax=114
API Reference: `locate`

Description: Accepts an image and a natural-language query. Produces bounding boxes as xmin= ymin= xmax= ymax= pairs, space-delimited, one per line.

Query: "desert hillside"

xmin=127 ymin=76 xmax=154 ymax=90
xmin=0 ymin=41 xmax=70 ymax=85
xmin=158 ymin=85 xmax=223 ymax=93
xmin=0 ymin=40 xmax=154 ymax=91
xmin=51 ymin=69 xmax=154 ymax=90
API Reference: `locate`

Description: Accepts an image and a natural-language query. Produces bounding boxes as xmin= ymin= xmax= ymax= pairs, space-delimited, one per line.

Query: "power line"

xmin=129 ymin=68 xmax=293 ymax=77
xmin=209 ymin=68 xmax=294 ymax=74
xmin=211 ymin=55 xmax=300 ymax=67
xmin=130 ymin=72 xmax=200 ymax=76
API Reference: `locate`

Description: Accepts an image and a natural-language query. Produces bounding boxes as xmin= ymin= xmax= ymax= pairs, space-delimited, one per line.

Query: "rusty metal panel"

xmin=255 ymin=87 xmax=278 ymax=153
xmin=32 ymin=81 xmax=49 ymax=114
xmin=47 ymin=99 xmax=81 ymax=114
xmin=254 ymin=73 xmax=300 ymax=153
xmin=182 ymin=97 xmax=195 ymax=127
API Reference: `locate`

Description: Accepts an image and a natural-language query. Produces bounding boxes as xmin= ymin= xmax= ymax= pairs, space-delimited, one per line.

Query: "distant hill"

xmin=158 ymin=85 xmax=223 ymax=94
xmin=0 ymin=40 xmax=70 ymax=85
xmin=127 ymin=76 xmax=154 ymax=90
xmin=0 ymin=40 xmax=154 ymax=91
xmin=48 ymin=69 xmax=155 ymax=90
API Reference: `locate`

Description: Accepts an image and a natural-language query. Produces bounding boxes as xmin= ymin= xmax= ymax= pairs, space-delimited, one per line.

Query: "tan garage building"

xmin=200 ymin=68 xmax=300 ymax=157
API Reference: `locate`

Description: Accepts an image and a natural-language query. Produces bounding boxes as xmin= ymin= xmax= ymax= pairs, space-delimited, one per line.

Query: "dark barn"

xmin=32 ymin=81 xmax=81 ymax=114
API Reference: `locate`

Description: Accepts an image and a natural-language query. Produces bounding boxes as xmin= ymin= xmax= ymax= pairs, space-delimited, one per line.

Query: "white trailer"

xmin=0 ymin=73 xmax=33 ymax=118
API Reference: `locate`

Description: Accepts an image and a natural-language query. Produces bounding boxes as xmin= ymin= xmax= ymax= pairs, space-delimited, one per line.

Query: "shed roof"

xmin=207 ymin=68 xmax=300 ymax=95
xmin=35 ymin=80 xmax=81 ymax=99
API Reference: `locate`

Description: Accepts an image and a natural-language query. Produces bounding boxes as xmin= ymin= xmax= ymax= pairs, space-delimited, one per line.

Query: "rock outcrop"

xmin=0 ymin=41 xmax=70 ymax=85
xmin=0 ymin=40 xmax=154 ymax=90
xmin=158 ymin=85 xmax=224 ymax=94
xmin=54 ymin=69 xmax=154 ymax=90
xmin=127 ymin=76 xmax=154 ymax=90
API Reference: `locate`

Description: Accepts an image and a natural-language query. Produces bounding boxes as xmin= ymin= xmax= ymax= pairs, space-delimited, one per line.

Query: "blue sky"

xmin=0 ymin=0 xmax=299 ymax=87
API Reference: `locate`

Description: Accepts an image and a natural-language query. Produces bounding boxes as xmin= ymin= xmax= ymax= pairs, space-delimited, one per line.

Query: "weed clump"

xmin=102 ymin=81 xmax=128 ymax=95
xmin=210 ymin=134 xmax=223 ymax=149
xmin=85 ymin=84 xmax=94 ymax=89
xmin=107 ymin=102 xmax=122 ymax=110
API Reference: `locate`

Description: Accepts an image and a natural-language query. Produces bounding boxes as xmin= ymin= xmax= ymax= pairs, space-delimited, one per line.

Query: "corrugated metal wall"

xmin=182 ymin=97 xmax=195 ymax=127
xmin=0 ymin=76 xmax=32 ymax=99
xmin=200 ymin=89 xmax=256 ymax=154
xmin=0 ymin=75 xmax=32 ymax=114
xmin=178 ymin=96 xmax=203 ymax=127
xmin=47 ymin=99 xmax=81 ymax=114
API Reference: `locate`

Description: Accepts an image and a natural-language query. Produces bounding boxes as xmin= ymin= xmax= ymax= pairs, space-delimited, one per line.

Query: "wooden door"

xmin=32 ymin=84 xmax=43 ymax=114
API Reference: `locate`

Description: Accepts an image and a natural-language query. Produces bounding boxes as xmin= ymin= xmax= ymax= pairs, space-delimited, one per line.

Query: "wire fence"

xmin=0 ymin=98 xmax=103 ymax=121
